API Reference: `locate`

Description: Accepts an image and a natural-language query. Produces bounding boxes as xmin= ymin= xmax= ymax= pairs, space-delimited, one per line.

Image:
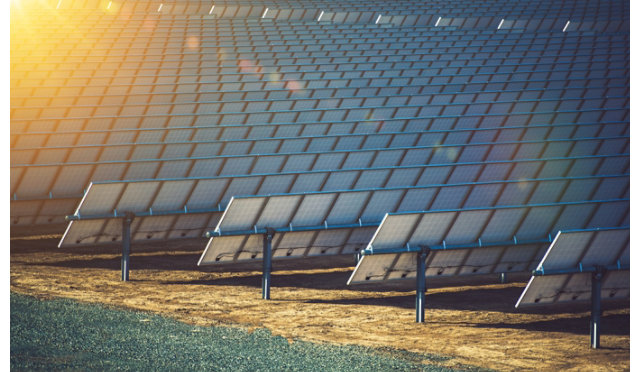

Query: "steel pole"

xmin=590 ymin=267 xmax=603 ymax=348
xmin=262 ymin=228 xmax=275 ymax=300
xmin=416 ymin=247 xmax=430 ymax=323
xmin=499 ymin=272 xmax=507 ymax=284
xmin=121 ymin=212 xmax=134 ymax=281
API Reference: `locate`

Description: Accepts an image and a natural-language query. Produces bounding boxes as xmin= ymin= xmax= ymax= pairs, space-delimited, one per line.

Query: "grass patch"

xmin=11 ymin=293 xmax=484 ymax=371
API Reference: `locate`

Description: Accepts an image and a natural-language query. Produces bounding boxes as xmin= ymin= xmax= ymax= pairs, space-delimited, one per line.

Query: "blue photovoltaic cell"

xmin=221 ymin=178 xmax=262 ymax=205
xmin=290 ymin=193 xmax=336 ymax=226
xmin=444 ymin=210 xmax=493 ymax=244
xmin=360 ymin=189 xmax=404 ymax=223
xmin=257 ymin=174 xmax=296 ymax=195
xmin=463 ymin=184 xmax=502 ymax=207
xmin=255 ymin=195 xmax=302 ymax=227
xmin=323 ymin=171 xmax=359 ymax=190
xmin=325 ymin=192 xmax=370 ymax=225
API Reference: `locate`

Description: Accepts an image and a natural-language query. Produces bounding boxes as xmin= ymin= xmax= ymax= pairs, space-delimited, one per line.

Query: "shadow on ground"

xmin=12 ymin=236 xmax=630 ymax=338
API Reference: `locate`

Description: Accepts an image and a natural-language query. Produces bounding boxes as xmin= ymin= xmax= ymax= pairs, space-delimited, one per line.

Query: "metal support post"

xmin=262 ymin=228 xmax=275 ymax=300
xmin=121 ymin=212 xmax=135 ymax=282
xmin=590 ymin=266 xmax=604 ymax=349
xmin=416 ymin=246 xmax=430 ymax=323
xmin=499 ymin=272 xmax=507 ymax=284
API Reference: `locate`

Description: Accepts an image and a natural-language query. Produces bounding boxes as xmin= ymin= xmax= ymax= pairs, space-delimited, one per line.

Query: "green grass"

xmin=10 ymin=293 xmax=483 ymax=372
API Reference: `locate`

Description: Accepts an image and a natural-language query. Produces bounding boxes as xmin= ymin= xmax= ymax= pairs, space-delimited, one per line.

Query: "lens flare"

xmin=268 ymin=72 xmax=282 ymax=83
xmin=187 ymin=36 xmax=199 ymax=50
xmin=238 ymin=59 xmax=261 ymax=74
xmin=285 ymin=80 xmax=301 ymax=93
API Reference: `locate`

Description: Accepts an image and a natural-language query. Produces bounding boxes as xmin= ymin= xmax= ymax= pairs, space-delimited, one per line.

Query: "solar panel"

xmin=516 ymin=227 xmax=630 ymax=307
xmin=348 ymin=201 xmax=628 ymax=284
xmin=55 ymin=160 xmax=625 ymax=242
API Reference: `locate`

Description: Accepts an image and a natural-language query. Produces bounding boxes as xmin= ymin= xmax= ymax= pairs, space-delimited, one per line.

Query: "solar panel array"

xmin=13 ymin=0 xmax=628 ymax=294
xmin=12 ymin=0 xmax=629 ymax=230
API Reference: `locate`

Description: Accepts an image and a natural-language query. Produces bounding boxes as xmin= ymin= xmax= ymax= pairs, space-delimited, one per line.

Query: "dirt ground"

xmin=10 ymin=233 xmax=630 ymax=371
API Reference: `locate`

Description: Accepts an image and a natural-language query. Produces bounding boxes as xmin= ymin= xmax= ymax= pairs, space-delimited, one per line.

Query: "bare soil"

xmin=10 ymin=234 xmax=630 ymax=371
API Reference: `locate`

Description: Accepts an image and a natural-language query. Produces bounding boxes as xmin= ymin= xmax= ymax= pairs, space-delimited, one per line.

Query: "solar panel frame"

xmin=347 ymin=201 xmax=628 ymax=284
xmin=516 ymin=227 xmax=630 ymax=307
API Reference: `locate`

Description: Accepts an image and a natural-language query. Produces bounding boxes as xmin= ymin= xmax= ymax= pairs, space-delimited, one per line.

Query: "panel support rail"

xmin=416 ymin=246 xmax=431 ymax=323
xmin=262 ymin=228 xmax=276 ymax=300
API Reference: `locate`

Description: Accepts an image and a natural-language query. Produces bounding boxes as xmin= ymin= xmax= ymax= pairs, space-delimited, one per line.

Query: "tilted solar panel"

xmin=516 ymin=227 xmax=629 ymax=307
xmin=198 ymin=173 xmax=628 ymax=266
xmin=347 ymin=201 xmax=629 ymax=284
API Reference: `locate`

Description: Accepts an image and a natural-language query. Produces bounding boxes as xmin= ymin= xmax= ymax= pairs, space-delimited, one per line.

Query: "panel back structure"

xmin=198 ymin=177 xmax=629 ymax=267
xmin=515 ymin=227 xmax=629 ymax=348
xmin=347 ymin=201 xmax=630 ymax=284
xmin=516 ymin=228 xmax=629 ymax=306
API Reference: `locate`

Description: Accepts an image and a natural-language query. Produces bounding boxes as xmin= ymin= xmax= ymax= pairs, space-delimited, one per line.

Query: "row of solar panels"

xmin=11 ymin=89 xmax=629 ymax=140
xmin=11 ymin=81 xmax=628 ymax=115
xmin=11 ymin=68 xmax=628 ymax=101
xmin=60 ymin=173 xmax=628 ymax=246
xmin=12 ymin=148 xmax=629 ymax=224
xmin=12 ymin=136 xmax=628 ymax=189
xmin=13 ymin=36 xmax=629 ymax=61
xmin=11 ymin=58 xmax=629 ymax=91
xmin=10 ymin=99 xmax=628 ymax=143
xmin=10 ymin=118 xmax=630 ymax=165
xmin=66 ymin=157 xmax=631 ymax=219
xmin=12 ymin=50 xmax=627 ymax=77
xmin=11 ymin=127 xmax=630 ymax=196
xmin=11 ymin=126 xmax=629 ymax=176
xmin=197 ymin=199 xmax=628 ymax=288
xmin=10 ymin=90 xmax=630 ymax=127
xmin=516 ymin=228 xmax=628 ymax=307
xmin=11 ymin=79 xmax=629 ymax=113
xmin=10 ymin=19 xmax=631 ymax=37
xmin=42 ymin=0 xmax=628 ymax=14
xmin=12 ymin=46 xmax=627 ymax=73
xmin=9 ymin=108 xmax=629 ymax=149
xmin=9 ymin=57 xmax=630 ymax=82
xmin=10 ymin=85 xmax=629 ymax=122
xmin=351 ymin=214 xmax=628 ymax=286
xmin=12 ymin=58 xmax=628 ymax=86
xmin=12 ymin=48 xmax=628 ymax=80
xmin=12 ymin=79 xmax=629 ymax=107
xmin=11 ymin=21 xmax=628 ymax=45
xmin=12 ymin=23 xmax=630 ymax=46
xmin=11 ymin=140 xmax=628 ymax=200
xmin=13 ymin=55 xmax=628 ymax=78
xmin=11 ymin=17 xmax=627 ymax=41
xmin=11 ymin=90 xmax=627 ymax=129
xmin=35 ymin=5 xmax=628 ymax=30
xmin=11 ymin=89 xmax=629 ymax=129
